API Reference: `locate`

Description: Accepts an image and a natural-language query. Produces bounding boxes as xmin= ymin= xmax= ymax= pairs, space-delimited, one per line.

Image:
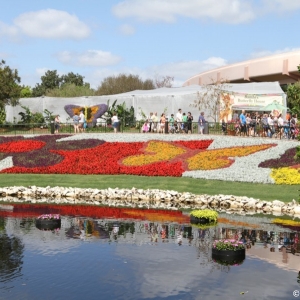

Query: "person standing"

xmin=54 ymin=115 xmax=60 ymax=134
xmin=159 ymin=113 xmax=166 ymax=133
xmin=198 ymin=112 xmax=205 ymax=134
xmin=176 ymin=109 xmax=183 ymax=130
xmin=148 ymin=112 xmax=153 ymax=132
xmin=239 ymin=110 xmax=247 ymax=136
xmin=187 ymin=112 xmax=193 ymax=133
xmin=152 ymin=112 xmax=158 ymax=132
xmin=79 ymin=110 xmax=85 ymax=132
xmin=73 ymin=113 xmax=80 ymax=133
xmin=111 ymin=112 xmax=119 ymax=133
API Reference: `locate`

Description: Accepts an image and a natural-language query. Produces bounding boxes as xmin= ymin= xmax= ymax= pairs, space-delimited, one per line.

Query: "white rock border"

xmin=0 ymin=186 xmax=299 ymax=218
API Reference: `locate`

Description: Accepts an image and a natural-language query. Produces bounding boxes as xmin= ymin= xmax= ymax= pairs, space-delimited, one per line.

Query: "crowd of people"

xmin=141 ymin=109 xmax=207 ymax=134
xmin=54 ymin=107 xmax=298 ymax=140
xmin=223 ymin=110 xmax=299 ymax=139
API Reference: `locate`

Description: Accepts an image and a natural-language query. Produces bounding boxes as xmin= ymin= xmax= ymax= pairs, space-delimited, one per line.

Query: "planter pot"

xmin=36 ymin=218 xmax=61 ymax=230
xmin=190 ymin=216 xmax=213 ymax=224
xmin=212 ymin=248 xmax=245 ymax=261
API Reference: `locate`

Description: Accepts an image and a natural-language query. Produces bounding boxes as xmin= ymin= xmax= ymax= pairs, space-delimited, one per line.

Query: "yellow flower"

xmin=271 ymin=167 xmax=300 ymax=185
xmin=122 ymin=141 xmax=186 ymax=166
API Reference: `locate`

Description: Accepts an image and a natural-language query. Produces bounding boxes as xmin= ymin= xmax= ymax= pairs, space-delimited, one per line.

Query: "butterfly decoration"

xmin=64 ymin=104 xmax=108 ymax=123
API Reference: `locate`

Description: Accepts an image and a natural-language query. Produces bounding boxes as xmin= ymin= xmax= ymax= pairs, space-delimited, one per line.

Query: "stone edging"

xmin=0 ymin=186 xmax=299 ymax=217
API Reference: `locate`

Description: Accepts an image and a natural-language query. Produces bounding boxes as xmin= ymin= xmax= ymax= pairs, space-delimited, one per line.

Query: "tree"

xmin=32 ymin=70 xmax=61 ymax=97
xmin=155 ymin=75 xmax=174 ymax=88
xmin=61 ymin=72 xmax=85 ymax=86
xmin=31 ymin=70 xmax=92 ymax=97
xmin=95 ymin=73 xmax=155 ymax=95
xmin=286 ymin=81 xmax=300 ymax=115
xmin=20 ymin=86 xmax=32 ymax=98
xmin=191 ymin=79 xmax=231 ymax=122
xmin=0 ymin=60 xmax=21 ymax=107
xmin=46 ymin=83 xmax=95 ymax=97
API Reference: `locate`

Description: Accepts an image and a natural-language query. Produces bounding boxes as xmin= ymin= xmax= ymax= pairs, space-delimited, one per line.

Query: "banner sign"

xmin=219 ymin=93 xmax=285 ymax=121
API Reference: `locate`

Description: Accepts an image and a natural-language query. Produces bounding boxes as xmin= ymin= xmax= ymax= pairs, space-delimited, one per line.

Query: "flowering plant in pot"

xmin=213 ymin=239 xmax=245 ymax=251
xmin=190 ymin=209 xmax=218 ymax=225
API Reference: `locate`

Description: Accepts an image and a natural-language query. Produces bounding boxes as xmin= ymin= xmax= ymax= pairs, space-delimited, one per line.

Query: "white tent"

xmin=5 ymin=82 xmax=286 ymax=123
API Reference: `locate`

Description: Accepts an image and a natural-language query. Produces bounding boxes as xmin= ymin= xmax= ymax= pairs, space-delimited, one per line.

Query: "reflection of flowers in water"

xmin=37 ymin=214 xmax=60 ymax=220
xmin=190 ymin=222 xmax=217 ymax=230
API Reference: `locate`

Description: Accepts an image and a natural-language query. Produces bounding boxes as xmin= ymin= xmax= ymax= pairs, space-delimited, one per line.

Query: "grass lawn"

xmin=0 ymin=174 xmax=297 ymax=203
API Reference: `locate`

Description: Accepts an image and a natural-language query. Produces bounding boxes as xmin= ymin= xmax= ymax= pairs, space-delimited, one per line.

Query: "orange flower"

xmin=187 ymin=144 xmax=273 ymax=170
xmin=122 ymin=141 xmax=186 ymax=166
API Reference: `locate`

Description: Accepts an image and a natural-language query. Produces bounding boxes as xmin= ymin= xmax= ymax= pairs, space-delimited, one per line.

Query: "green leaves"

xmin=0 ymin=60 xmax=21 ymax=107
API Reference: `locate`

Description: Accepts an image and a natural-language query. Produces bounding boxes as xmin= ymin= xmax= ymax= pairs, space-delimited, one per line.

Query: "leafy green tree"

xmin=32 ymin=70 xmax=62 ymax=97
xmin=46 ymin=83 xmax=95 ymax=97
xmin=61 ymin=72 xmax=84 ymax=86
xmin=32 ymin=70 xmax=92 ymax=97
xmin=20 ymin=86 xmax=32 ymax=98
xmin=0 ymin=60 xmax=21 ymax=107
xmin=96 ymin=73 xmax=155 ymax=95
xmin=286 ymin=81 xmax=300 ymax=115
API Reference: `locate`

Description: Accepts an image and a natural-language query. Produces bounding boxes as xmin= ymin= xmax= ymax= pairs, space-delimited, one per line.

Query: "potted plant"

xmin=35 ymin=214 xmax=61 ymax=230
xmin=212 ymin=239 xmax=245 ymax=261
xmin=190 ymin=209 xmax=218 ymax=225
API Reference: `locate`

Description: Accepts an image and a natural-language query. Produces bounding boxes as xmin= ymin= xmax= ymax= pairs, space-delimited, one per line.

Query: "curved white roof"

xmin=183 ymin=51 xmax=300 ymax=86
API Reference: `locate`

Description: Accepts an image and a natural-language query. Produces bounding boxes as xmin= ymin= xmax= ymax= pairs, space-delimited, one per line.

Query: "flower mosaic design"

xmin=259 ymin=147 xmax=300 ymax=184
xmin=187 ymin=144 xmax=274 ymax=170
xmin=0 ymin=140 xmax=45 ymax=153
xmin=0 ymin=136 xmax=292 ymax=183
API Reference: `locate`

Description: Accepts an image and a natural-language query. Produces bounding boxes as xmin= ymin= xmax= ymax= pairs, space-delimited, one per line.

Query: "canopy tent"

xmin=5 ymin=82 xmax=286 ymax=123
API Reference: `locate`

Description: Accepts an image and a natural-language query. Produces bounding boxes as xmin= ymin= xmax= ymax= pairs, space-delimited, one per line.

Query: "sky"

xmin=1 ymin=0 xmax=300 ymax=90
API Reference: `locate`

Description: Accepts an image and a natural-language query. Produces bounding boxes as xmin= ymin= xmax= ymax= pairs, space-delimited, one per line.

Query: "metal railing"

xmin=0 ymin=121 xmax=294 ymax=139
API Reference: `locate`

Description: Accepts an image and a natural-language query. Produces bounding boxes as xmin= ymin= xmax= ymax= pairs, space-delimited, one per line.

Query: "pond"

xmin=0 ymin=203 xmax=300 ymax=300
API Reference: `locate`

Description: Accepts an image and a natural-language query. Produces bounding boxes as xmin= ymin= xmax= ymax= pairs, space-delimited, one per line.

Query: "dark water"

xmin=0 ymin=204 xmax=300 ymax=300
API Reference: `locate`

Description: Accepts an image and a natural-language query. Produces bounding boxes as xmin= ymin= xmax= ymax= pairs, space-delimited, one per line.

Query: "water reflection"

xmin=0 ymin=225 xmax=24 ymax=291
xmin=0 ymin=203 xmax=300 ymax=299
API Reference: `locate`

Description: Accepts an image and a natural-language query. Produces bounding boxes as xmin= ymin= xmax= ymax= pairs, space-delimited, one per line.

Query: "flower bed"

xmin=0 ymin=135 xmax=298 ymax=184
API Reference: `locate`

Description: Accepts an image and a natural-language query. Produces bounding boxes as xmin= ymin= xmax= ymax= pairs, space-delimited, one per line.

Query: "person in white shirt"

xmin=267 ymin=114 xmax=275 ymax=137
xmin=111 ymin=112 xmax=119 ymax=133
xmin=79 ymin=110 xmax=85 ymax=132
xmin=277 ymin=114 xmax=284 ymax=137
xmin=176 ymin=109 xmax=183 ymax=130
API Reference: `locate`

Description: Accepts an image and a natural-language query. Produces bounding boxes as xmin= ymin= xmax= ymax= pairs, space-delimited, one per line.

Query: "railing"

xmin=0 ymin=121 xmax=295 ymax=139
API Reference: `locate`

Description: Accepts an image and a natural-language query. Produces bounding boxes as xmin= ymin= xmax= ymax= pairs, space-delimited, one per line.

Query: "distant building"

xmin=183 ymin=51 xmax=300 ymax=87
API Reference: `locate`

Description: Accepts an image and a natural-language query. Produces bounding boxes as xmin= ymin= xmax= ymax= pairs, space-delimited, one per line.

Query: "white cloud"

xmin=112 ymin=0 xmax=255 ymax=24
xmin=119 ymin=24 xmax=135 ymax=35
xmin=0 ymin=9 xmax=90 ymax=40
xmin=14 ymin=9 xmax=90 ymax=39
xmin=56 ymin=50 xmax=121 ymax=67
xmin=85 ymin=56 xmax=227 ymax=88
xmin=148 ymin=57 xmax=227 ymax=86
xmin=250 ymin=47 xmax=300 ymax=59
xmin=0 ymin=21 xmax=19 ymax=40
xmin=262 ymin=0 xmax=300 ymax=12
